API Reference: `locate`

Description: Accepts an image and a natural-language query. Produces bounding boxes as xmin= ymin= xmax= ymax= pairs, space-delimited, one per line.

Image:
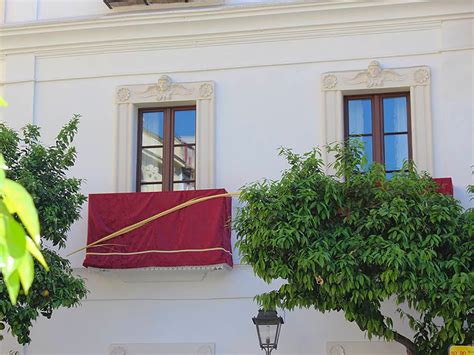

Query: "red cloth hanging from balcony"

xmin=433 ymin=177 xmax=454 ymax=196
xmin=83 ymin=189 xmax=233 ymax=269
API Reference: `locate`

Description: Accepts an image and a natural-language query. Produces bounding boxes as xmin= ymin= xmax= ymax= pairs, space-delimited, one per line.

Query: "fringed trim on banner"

xmin=86 ymin=247 xmax=232 ymax=256
xmin=67 ymin=191 xmax=240 ymax=257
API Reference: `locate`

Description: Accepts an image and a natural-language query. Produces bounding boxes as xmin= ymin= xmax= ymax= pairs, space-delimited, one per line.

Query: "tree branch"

xmin=393 ymin=331 xmax=417 ymax=355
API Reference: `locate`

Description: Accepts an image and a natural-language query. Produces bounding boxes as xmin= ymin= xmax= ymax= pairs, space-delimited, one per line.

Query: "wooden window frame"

xmin=343 ymin=92 xmax=412 ymax=172
xmin=136 ymin=105 xmax=196 ymax=192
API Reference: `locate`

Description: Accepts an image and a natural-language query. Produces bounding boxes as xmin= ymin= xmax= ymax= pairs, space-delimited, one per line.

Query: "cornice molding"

xmin=1 ymin=20 xmax=443 ymax=57
xmin=0 ymin=1 xmax=432 ymax=34
xmin=0 ymin=1 xmax=472 ymax=56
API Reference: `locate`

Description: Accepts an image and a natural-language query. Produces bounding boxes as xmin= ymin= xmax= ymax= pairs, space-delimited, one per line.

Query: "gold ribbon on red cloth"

xmin=80 ymin=189 xmax=236 ymax=269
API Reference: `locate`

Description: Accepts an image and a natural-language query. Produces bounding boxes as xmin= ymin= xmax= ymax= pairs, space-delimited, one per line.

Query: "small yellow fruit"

xmin=42 ymin=290 xmax=49 ymax=297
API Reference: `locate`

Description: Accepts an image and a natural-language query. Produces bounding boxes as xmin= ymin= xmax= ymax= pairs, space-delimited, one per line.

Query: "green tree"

xmin=0 ymin=115 xmax=87 ymax=344
xmin=234 ymin=142 xmax=473 ymax=355
xmin=0 ymin=154 xmax=49 ymax=304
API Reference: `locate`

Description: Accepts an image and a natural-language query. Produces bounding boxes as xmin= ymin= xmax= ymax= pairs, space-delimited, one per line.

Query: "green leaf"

xmin=5 ymin=270 xmax=20 ymax=304
xmin=26 ymin=237 xmax=48 ymax=271
xmin=2 ymin=254 xmax=21 ymax=279
xmin=17 ymin=253 xmax=34 ymax=294
xmin=0 ymin=244 xmax=6 ymax=268
xmin=0 ymin=155 xmax=6 ymax=188
xmin=5 ymin=215 xmax=26 ymax=259
xmin=2 ymin=179 xmax=41 ymax=244
xmin=0 ymin=210 xmax=8 ymax=245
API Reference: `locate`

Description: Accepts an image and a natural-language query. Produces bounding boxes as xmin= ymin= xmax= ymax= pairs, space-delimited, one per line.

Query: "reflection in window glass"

xmin=384 ymin=134 xmax=408 ymax=171
xmin=350 ymin=136 xmax=373 ymax=169
xmin=348 ymin=99 xmax=372 ymax=135
xmin=173 ymin=182 xmax=196 ymax=191
xmin=173 ymin=146 xmax=195 ymax=181
xmin=344 ymin=94 xmax=410 ymax=176
xmin=138 ymin=107 xmax=197 ymax=192
xmin=360 ymin=136 xmax=373 ymax=166
xmin=174 ymin=110 xmax=196 ymax=144
xmin=141 ymin=148 xmax=163 ymax=182
xmin=383 ymin=97 xmax=407 ymax=133
xmin=142 ymin=112 xmax=164 ymax=146
xmin=141 ymin=184 xmax=162 ymax=192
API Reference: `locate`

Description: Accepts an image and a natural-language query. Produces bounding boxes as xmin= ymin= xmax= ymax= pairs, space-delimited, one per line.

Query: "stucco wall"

xmin=0 ymin=1 xmax=472 ymax=354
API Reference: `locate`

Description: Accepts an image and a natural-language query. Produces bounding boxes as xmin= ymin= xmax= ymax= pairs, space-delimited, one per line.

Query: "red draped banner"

xmin=83 ymin=189 xmax=233 ymax=269
xmin=433 ymin=177 xmax=454 ymax=196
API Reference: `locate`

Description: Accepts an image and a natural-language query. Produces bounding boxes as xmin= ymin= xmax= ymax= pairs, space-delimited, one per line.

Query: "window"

xmin=344 ymin=93 xmax=412 ymax=174
xmin=115 ymin=76 xmax=214 ymax=193
xmin=137 ymin=106 xmax=196 ymax=192
xmin=322 ymin=62 xmax=432 ymax=175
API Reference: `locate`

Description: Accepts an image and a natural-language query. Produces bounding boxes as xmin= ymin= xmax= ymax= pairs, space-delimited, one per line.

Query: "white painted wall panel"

xmin=37 ymin=0 xmax=107 ymax=21
xmin=4 ymin=0 xmax=38 ymax=23
xmin=435 ymin=49 xmax=473 ymax=204
xmin=4 ymin=276 xmax=406 ymax=355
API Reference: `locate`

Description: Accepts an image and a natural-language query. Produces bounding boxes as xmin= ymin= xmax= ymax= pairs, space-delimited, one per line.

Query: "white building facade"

xmin=0 ymin=0 xmax=473 ymax=354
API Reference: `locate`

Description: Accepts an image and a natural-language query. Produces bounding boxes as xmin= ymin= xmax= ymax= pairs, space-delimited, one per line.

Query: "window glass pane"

xmin=348 ymin=99 xmax=372 ymax=135
xmin=142 ymin=112 xmax=164 ymax=146
xmin=384 ymin=134 xmax=408 ymax=171
xmin=140 ymin=184 xmax=162 ymax=192
xmin=173 ymin=145 xmax=196 ymax=181
xmin=141 ymin=148 xmax=163 ymax=182
xmin=174 ymin=110 xmax=196 ymax=144
xmin=383 ymin=97 xmax=408 ymax=133
xmin=349 ymin=136 xmax=373 ymax=166
xmin=173 ymin=182 xmax=196 ymax=191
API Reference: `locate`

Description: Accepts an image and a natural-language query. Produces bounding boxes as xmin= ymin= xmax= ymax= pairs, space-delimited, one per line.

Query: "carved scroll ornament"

xmin=321 ymin=60 xmax=430 ymax=91
xmin=344 ymin=60 xmax=404 ymax=88
xmin=138 ymin=75 xmax=194 ymax=101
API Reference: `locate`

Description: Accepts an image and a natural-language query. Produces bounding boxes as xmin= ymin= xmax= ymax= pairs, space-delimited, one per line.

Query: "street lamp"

xmin=252 ymin=309 xmax=284 ymax=355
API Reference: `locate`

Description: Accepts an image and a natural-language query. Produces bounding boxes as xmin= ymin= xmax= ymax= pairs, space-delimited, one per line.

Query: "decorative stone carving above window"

xmin=115 ymin=76 xmax=215 ymax=192
xmin=117 ymin=75 xmax=214 ymax=103
xmin=321 ymin=61 xmax=433 ymax=174
xmin=322 ymin=61 xmax=430 ymax=91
